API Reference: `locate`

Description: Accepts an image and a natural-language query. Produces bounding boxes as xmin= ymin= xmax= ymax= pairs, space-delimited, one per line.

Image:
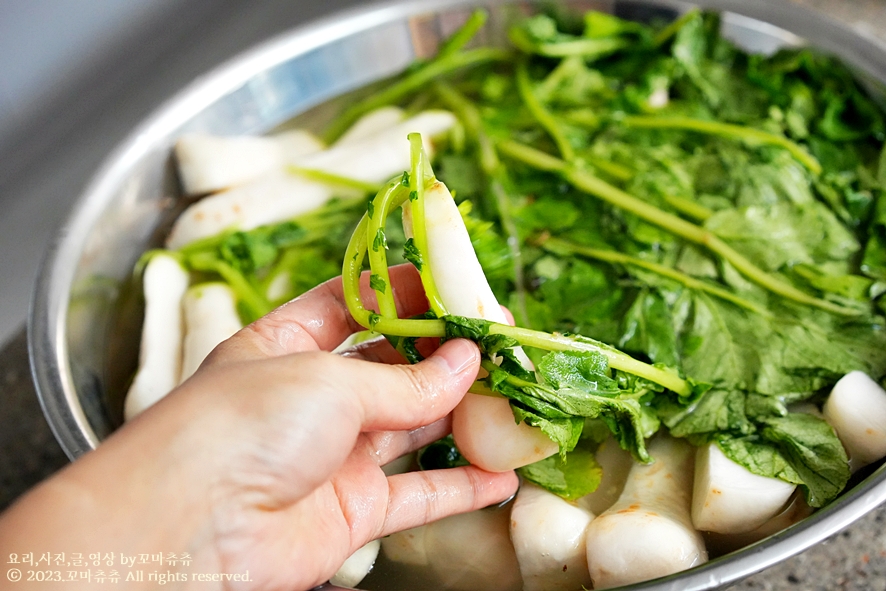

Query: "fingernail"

xmin=435 ymin=339 xmax=478 ymax=375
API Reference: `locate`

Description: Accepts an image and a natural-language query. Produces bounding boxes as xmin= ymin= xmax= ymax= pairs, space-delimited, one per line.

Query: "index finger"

xmin=207 ymin=264 xmax=428 ymax=364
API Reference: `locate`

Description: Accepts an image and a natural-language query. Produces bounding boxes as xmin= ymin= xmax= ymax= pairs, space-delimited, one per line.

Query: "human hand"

xmin=0 ymin=265 xmax=518 ymax=590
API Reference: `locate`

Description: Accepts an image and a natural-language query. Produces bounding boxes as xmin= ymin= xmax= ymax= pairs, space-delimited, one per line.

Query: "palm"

xmin=183 ymin=270 xmax=515 ymax=590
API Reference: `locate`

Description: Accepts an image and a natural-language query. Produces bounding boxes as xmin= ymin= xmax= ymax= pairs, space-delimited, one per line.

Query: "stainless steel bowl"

xmin=28 ymin=0 xmax=886 ymax=589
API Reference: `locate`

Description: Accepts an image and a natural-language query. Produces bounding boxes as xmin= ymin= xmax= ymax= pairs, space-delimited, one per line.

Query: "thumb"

xmin=338 ymin=338 xmax=481 ymax=432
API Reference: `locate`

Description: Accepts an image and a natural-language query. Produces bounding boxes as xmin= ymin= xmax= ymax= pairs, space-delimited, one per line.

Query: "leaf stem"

xmin=186 ymin=254 xmax=271 ymax=321
xmin=619 ymin=115 xmax=822 ymax=175
xmin=366 ymin=182 xmax=406 ymax=317
xmin=652 ymin=8 xmax=701 ymax=47
xmin=538 ymin=235 xmax=772 ymax=316
xmin=433 ymin=81 xmax=531 ymax=326
xmin=487 ymin=323 xmax=692 ymax=396
xmin=662 ymin=194 xmax=714 ymax=221
xmin=288 ymin=166 xmax=381 ymax=193
xmin=341 ymin=211 xmax=447 ymax=336
xmin=437 ymin=9 xmax=488 ymax=59
xmin=498 ymin=139 xmax=856 ymax=316
xmin=324 ymin=47 xmax=509 ymax=142
xmin=516 ymin=60 xmax=575 ymax=162
xmin=407 ymin=134 xmax=449 ymax=317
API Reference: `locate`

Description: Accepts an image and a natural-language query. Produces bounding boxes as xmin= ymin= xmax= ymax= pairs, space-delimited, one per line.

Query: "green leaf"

xmin=677 ymin=292 xmax=762 ymax=390
xmin=369 ymin=274 xmax=387 ymax=294
xmin=403 ymin=238 xmax=423 ymax=271
xmin=472 ymin=348 xmax=652 ymax=461
xmin=518 ymin=448 xmax=603 ymax=500
xmin=665 ymin=388 xmax=753 ymax=437
xmin=372 ymin=228 xmax=388 ymax=252
xmin=536 ymin=350 xmax=619 ymax=395
xmin=671 ymin=12 xmax=719 ymax=107
xmin=444 ymin=315 xmax=492 ymax=340
xmin=818 ymin=88 xmax=885 ymax=142
xmin=862 ymin=192 xmax=886 ymax=281
xmin=716 ymin=435 xmax=802 ymax=485
xmin=619 ymin=288 xmax=680 ymax=366
xmin=759 ymin=413 xmax=850 ymax=507
xmin=704 ymin=202 xmax=859 ymax=272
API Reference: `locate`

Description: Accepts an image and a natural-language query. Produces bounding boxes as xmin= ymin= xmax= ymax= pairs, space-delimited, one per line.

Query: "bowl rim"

xmin=27 ymin=1 xmax=886 ymax=589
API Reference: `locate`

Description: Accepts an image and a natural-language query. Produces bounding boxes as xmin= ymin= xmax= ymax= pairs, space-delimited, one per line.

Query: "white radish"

xmin=123 ymin=253 xmax=189 ymax=421
xmin=823 ymin=370 xmax=886 ymax=470
xmin=404 ymin=180 xmax=557 ymax=472
xmin=510 ymin=482 xmax=594 ymax=591
xmin=166 ymin=173 xmax=332 ymax=249
xmin=425 ymin=508 xmax=522 ymax=591
xmin=585 ymin=434 xmax=707 ymax=589
xmin=334 ymin=106 xmax=405 ymax=146
xmin=577 ymin=438 xmax=633 ymax=515
xmin=296 ymin=110 xmax=455 ymax=184
xmin=452 ymin=394 xmax=558 ymax=473
xmin=704 ymin=492 xmax=812 ymax=556
xmin=167 ymin=111 xmax=456 ymax=248
xmin=691 ymin=442 xmax=796 ymax=534
xmin=175 ymin=129 xmax=324 ymax=195
xmin=329 ymin=539 xmax=380 ymax=588
xmin=179 ymin=283 xmax=243 ymax=382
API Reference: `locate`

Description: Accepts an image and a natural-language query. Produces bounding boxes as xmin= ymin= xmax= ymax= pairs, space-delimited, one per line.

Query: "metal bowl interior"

xmin=27 ymin=0 xmax=886 ymax=589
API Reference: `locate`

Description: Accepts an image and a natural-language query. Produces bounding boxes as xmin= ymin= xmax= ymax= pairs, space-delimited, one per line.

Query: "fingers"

xmin=380 ymin=467 xmax=519 ymax=537
xmin=341 ymin=339 xmax=480 ymax=432
xmin=338 ymin=335 xmax=406 ymax=365
xmin=207 ymin=264 xmax=428 ymax=365
xmin=360 ymin=416 xmax=452 ymax=469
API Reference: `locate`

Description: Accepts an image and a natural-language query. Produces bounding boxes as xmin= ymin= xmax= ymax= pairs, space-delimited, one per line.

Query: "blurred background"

xmin=1 ymin=1 xmax=886 ymax=589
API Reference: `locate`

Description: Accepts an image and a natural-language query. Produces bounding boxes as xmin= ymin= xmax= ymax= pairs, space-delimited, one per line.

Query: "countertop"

xmin=2 ymin=1 xmax=886 ymax=590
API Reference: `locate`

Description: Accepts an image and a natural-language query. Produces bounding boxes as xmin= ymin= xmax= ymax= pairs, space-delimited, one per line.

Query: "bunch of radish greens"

xmin=177 ymin=8 xmax=886 ymax=508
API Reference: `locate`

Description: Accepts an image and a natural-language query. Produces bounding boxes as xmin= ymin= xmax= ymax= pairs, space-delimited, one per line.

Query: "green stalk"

xmin=288 ymin=166 xmax=381 ymax=193
xmin=366 ymin=182 xmax=407 ymax=318
xmin=341 ymin=211 xmax=447 ymax=336
xmin=433 ymin=81 xmax=531 ymax=326
xmin=407 ymin=133 xmax=448 ymax=317
xmin=176 ymin=197 xmax=364 ymax=259
xmin=539 ymin=235 xmax=772 ymax=317
xmin=324 ymin=47 xmax=509 ymax=142
xmin=620 ymin=115 xmax=822 ymax=175
xmin=487 ymin=323 xmax=692 ymax=396
xmin=535 ymin=56 xmax=584 ymax=102
xmin=437 ymin=9 xmax=488 ymax=59
xmin=522 ymin=37 xmax=628 ymax=58
xmin=585 ymin=156 xmax=633 ymax=182
xmin=561 ymin=108 xmax=600 ymax=129
xmin=468 ymin=379 xmax=506 ymax=398
xmin=186 ymin=254 xmax=271 ymax=321
xmin=498 ymin=140 xmax=856 ymax=316
xmin=652 ymin=8 xmax=701 ymax=46
xmin=516 ymin=60 xmax=575 ymax=162
xmin=662 ymin=194 xmax=714 ymax=221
